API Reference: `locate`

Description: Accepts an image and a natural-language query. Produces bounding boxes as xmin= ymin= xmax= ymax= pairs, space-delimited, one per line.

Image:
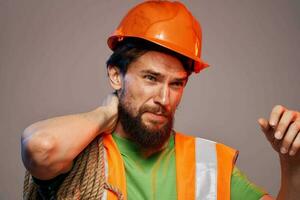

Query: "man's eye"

xmin=144 ymin=75 xmax=157 ymax=82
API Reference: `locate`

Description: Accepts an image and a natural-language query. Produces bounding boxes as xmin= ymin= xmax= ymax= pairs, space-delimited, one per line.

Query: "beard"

xmin=118 ymin=91 xmax=174 ymax=150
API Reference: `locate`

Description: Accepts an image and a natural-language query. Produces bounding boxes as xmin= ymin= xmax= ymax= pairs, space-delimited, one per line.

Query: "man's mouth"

xmin=144 ymin=112 xmax=168 ymax=123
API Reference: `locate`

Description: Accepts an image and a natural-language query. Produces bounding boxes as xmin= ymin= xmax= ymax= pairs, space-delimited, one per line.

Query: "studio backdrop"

xmin=0 ymin=0 xmax=299 ymax=199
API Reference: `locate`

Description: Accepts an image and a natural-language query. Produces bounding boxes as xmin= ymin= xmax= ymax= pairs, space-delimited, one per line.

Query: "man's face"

xmin=118 ymin=51 xmax=188 ymax=150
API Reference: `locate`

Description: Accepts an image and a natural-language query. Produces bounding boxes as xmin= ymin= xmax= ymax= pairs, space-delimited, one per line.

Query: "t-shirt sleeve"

xmin=230 ymin=166 xmax=268 ymax=200
xmin=32 ymin=173 xmax=68 ymax=199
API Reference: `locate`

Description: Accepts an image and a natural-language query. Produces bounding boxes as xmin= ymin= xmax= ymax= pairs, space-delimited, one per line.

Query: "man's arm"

xmin=21 ymin=94 xmax=118 ymax=180
xmin=275 ymin=155 xmax=300 ymax=200
xmin=258 ymin=105 xmax=300 ymax=200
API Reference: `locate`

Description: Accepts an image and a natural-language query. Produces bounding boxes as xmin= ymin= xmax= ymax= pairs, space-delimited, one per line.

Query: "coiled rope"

xmin=23 ymin=136 xmax=124 ymax=200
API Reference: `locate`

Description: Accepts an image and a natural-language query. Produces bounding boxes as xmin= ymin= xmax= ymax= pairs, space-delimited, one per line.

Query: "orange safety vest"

xmin=102 ymin=132 xmax=238 ymax=200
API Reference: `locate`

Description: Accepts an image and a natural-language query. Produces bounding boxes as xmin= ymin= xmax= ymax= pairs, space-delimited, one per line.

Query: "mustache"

xmin=139 ymin=105 xmax=171 ymax=117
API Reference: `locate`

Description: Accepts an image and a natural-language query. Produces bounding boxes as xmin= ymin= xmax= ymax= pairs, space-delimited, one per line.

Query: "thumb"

xmin=257 ymin=118 xmax=271 ymax=132
xmin=258 ymin=118 xmax=276 ymax=143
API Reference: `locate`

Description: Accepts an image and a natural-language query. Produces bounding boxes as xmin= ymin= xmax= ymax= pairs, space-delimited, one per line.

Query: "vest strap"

xmin=175 ymin=133 xmax=238 ymax=200
xmin=175 ymin=133 xmax=196 ymax=200
xmin=103 ymin=134 xmax=127 ymax=200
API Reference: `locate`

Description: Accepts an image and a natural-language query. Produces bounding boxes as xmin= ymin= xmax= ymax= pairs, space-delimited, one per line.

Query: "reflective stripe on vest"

xmin=176 ymin=133 xmax=238 ymax=200
xmin=103 ymin=132 xmax=238 ymax=200
xmin=195 ymin=137 xmax=217 ymax=199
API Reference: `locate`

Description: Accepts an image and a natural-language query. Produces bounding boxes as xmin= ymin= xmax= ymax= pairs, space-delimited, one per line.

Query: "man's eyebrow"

xmin=173 ymin=77 xmax=188 ymax=83
xmin=140 ymin=70 xmax=162 ymax=77
xmin=140 ymin=69 xmax=188 ymax=82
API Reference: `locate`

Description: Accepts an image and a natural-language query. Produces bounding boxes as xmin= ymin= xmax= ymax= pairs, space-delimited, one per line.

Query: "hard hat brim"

xmin=108 ymin=35 xmax=209 ymax=73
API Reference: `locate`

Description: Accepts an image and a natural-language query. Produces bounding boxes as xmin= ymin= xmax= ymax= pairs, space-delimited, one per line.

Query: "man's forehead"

xmin=129 ymin=51 xmax=188 ymax=78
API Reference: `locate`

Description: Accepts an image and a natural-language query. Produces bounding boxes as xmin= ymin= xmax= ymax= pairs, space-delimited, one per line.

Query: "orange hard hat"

xmin=107 ymin=0 xmax=209 ymax=73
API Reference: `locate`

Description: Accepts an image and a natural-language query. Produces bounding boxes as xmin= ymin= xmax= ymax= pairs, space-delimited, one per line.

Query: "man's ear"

xmin=107 ymin=65 xmax=123 ymax=90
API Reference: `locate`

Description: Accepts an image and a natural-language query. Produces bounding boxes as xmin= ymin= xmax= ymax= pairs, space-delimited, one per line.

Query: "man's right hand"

xmin=97 ymin=93 xmax=119 ymax=134
xmin=21 ymin=93 xmax=120 ymax=180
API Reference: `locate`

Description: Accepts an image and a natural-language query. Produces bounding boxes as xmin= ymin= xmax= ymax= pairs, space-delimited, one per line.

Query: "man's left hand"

xmin=258 ymin=105 xmax=300 ymax=161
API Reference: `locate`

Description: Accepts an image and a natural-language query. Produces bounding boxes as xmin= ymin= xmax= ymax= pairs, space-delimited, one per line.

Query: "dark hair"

xmin=106 ymin=37 xmax=194 ymax=76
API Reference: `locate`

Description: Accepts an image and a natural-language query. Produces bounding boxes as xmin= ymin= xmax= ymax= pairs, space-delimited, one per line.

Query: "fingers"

xmin=289 ymin=132 xmax=300 ymax=156
xmin=268 ymin=104 xmax=300 ymax=156
xmin=258 ymin=118 xmax=274 ymax=143
xmin=274 ymin=110 xmax=297 ymax=140
xmin=101 ymin=93 xmax=119 ymax=107
xmin=261 ymin=105 xmax=300 ymax=156
xmin=280 ymin=120 xmax=300 ymax=154
xmin=269 ymin=105 xmax=286 ymax=128
xmin=258 ymin=118 xmax=271 ymax=132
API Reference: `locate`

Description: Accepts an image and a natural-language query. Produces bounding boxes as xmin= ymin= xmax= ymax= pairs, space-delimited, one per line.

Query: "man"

xmin=21 ymin=1 xmax=300 ymax=199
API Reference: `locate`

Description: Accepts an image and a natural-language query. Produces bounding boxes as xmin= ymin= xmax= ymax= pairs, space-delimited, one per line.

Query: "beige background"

xmin=1 ymin=0 xmax=300 ymax=199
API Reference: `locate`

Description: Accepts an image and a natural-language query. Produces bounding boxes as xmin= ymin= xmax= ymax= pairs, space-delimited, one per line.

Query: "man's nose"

xmin=154 ymin=84 xmax=170 ymax=108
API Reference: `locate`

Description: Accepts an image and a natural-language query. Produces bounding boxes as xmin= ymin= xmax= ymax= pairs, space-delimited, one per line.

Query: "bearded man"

xmin=21 ymin=1 xmax=300 ymax=200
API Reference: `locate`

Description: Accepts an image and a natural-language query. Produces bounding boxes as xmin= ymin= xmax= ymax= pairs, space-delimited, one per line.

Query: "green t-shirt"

xmin=112 ymin=133 xmax=267 ymax=200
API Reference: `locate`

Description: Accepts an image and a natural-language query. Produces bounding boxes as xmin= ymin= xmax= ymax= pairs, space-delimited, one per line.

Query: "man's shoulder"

xmin=175 ymin=131 xmax=227 ymax=145
xmin=175 ymin=131 xmax=238 ymax=157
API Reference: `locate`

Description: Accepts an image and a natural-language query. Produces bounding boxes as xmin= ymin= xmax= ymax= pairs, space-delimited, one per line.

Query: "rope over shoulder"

xmin=23 ymin=136 xmax=124 ymax=200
